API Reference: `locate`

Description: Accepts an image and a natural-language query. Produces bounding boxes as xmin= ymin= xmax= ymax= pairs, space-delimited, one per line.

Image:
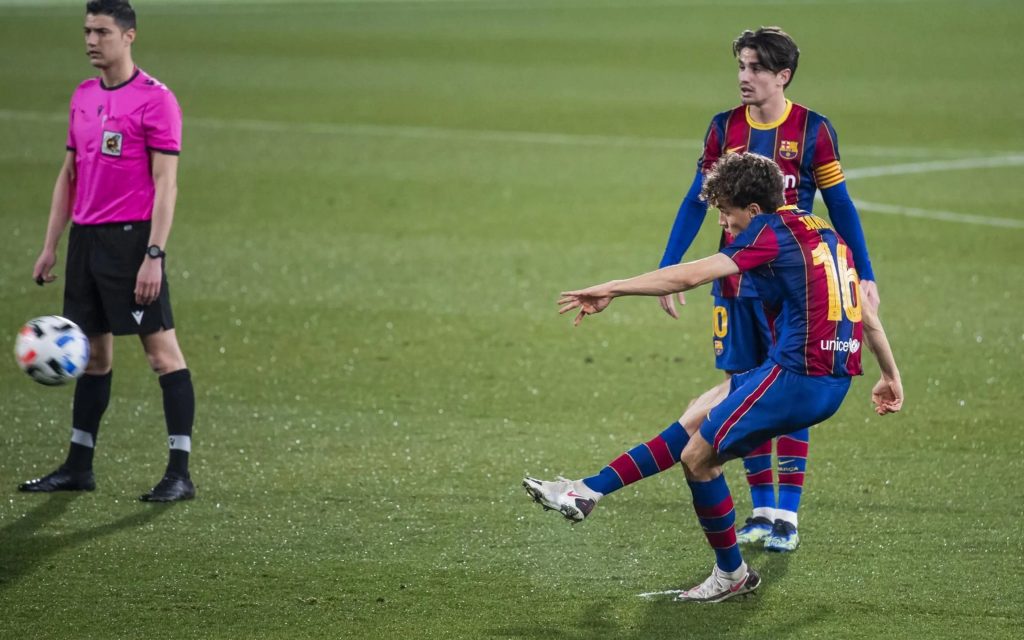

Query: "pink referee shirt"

xmin=65 ymin=68 xmax=181 ymax=225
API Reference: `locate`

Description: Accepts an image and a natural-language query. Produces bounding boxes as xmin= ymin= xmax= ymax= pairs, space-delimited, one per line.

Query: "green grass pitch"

xmin=1 ymin=1 xmax=1023 ymax=638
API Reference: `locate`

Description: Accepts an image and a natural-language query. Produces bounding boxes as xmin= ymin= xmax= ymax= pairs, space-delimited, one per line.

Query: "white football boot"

xmin=675 ymin=563 xmax=761 ymax=603
xmin=522 ymin=476 xmax=599 ymax=523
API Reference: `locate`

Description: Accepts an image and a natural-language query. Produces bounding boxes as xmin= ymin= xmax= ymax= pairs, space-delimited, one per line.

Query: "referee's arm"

xmin=148 ymin=151 xmax=178 ymax=251
xmin=34 ymin=150 xmax=76 ymax=285
xmin=135 ymin=151 xmax=178 ymax=305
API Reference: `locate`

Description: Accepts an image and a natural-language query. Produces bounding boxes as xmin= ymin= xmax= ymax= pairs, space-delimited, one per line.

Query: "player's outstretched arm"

xmin=558 ymin=254 xmax=738 ymax=326
xmin=859 ymin=282 xmax=903 ymax=415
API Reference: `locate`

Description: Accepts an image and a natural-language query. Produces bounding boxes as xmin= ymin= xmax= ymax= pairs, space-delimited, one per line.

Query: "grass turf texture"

xmin=1 ymin=0 xmax=1023 ymax=638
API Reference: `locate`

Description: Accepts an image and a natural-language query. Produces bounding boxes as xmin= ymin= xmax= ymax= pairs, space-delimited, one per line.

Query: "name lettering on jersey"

xmin=783 ymin=174 xmax=797 ymax=190
xmin=820 ymin=338 xmax=860 ymax=353
xmin=779 ymin=140 xmax=799 ymax=160
xmin=102 ymin=130 xmax=123 ymax=157
xmin=799 ymin=215 xmax=832 ymax=231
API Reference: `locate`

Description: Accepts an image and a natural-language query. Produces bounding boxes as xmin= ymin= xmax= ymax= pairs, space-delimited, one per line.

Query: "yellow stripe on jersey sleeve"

xmin=814 ymin=160 xmax=845 ymax=189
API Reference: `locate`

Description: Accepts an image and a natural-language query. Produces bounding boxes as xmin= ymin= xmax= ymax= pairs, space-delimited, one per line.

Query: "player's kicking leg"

xmin=523 ymin=379 xmax=729 ymax=523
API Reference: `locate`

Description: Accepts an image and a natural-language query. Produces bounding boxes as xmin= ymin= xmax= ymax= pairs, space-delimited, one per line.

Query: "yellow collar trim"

xmin=746 ymin=99 xmax=792 ymax=130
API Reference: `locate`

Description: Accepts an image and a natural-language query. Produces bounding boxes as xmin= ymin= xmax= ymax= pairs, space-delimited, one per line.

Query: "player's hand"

xmin=871 ymin=375 xmax=903 ymax=415
xmin=32 ymin=249 xmax=58 ymax=286
xmin=658 ymin=292 xmax=686 ymax=319
xmin=135 ymin=258 xmax=163 ymax=306
xmin=860 ymin=280 xmax=880 ymax=313
xmin=558 ymin=283 xmax=616 ymax=327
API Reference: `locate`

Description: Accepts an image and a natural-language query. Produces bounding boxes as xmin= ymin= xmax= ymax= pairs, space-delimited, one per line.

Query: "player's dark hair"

xmin=86 ymin=0 xmax=136 ymax=31
xmin=733 ymin=26 xmax=799 ymax=88
xmin=701 ymin=153 xmax=785 ymax=213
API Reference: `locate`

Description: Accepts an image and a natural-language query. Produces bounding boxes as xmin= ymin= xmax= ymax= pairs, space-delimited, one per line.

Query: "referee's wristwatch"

xmin=146 ymin=244 xmax=166 ymax=260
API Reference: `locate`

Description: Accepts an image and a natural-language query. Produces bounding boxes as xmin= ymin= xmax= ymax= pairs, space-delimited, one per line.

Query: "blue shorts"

xmin=699 ymin=360 xmax=851 ymax=460
xmin=712 ymin=296 xmax=771 ymax=373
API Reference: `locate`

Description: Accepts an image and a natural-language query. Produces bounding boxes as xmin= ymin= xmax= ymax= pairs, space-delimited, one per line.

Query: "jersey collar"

xmin=745 ymin=99 xmax=792 ymax=130
xmin=100 ymin=67 xmax=140 ymax=92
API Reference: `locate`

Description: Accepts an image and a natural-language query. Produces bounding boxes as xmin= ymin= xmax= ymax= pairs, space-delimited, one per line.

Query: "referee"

xmin=19 ymin=0 xmax=195 ymax=502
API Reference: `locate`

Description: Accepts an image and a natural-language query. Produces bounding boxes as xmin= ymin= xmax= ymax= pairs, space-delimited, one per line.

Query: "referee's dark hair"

xmin=86 ymin=0 xmax=136 ymax=31
xmin=701 ymin=153 xmax=785 ymax=214
xmin=732 ymin=27 xmax=800 ymax=89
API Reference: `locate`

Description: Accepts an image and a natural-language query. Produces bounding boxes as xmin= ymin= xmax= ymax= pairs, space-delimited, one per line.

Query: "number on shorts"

xmin=712 ymin=305 xmax=728 ymax=338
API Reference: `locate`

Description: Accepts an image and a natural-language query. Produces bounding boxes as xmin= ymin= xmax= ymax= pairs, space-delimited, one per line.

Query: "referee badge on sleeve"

xmin=102 ymin=130 xmax=123 ymax=156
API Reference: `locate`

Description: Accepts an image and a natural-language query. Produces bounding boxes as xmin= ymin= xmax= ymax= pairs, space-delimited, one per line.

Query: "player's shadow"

xmin=483 ymin=548 xmax=802 ymax=638
xmin=632 ymin=550 xmax=807 ymax=638
xmin=485 ymin=552 xmax=803 ymax=640
xmin=0 ymin=494 xmax=168 ymax=591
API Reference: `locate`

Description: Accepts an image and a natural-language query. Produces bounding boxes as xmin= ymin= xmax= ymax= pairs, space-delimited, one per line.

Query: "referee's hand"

xmin=33 ymin=250 xmax=58 ymax=286
xmin=135 ymin=259 xmax=163 ymax=305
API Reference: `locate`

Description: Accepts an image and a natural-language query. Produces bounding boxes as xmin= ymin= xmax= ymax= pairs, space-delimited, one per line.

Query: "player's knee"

xmin=85 ymin=337 xmax=113 ymax=374
xmin=142 ymin=343 xmax=185 ymax=374
xmin=681 ymin=442 xmax=720 ymax=481
xmin=145 ymin=350 xmax=185 ymax=375
xmin=141 ymin=330 xmax=186 ymax=374
xmin=85 ymin=356 xmax=112 ymax=375
xmin=680 ymin=446 xmax=702 ymax=475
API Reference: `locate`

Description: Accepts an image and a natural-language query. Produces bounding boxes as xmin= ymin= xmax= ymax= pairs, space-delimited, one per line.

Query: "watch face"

xmin=148 ymin=246 xmax=163 ymax=258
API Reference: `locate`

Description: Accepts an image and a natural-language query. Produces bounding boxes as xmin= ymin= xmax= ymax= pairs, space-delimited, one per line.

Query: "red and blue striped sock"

xmin=581 ymin=421 xmax=690 ymax=496
xmin=776 ymin=430 xmax=809 ymax=523
xmin=688 ymin=474 xmax=743 ymax=572
xmin=742 ymin=439 xmax=776 ymax=515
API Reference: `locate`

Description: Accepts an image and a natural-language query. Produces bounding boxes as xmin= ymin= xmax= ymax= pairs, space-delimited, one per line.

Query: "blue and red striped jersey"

xmin=702 ymin=100 xmax=850 ymax=298
xmin=719 ymin=210 xmax=864 ymax=377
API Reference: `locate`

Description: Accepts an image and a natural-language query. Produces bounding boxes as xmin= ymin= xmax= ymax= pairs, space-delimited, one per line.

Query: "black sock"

xmin=160 ymin=369 xmax=194 ymax=478
xmin=64 ymin=371 xmax=113 ymax=472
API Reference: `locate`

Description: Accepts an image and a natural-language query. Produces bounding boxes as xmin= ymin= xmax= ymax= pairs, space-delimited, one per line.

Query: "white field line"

xmin=0 ymin=109 xmax=1007 ymax=159
xmin=0 ymin=0 xmax=942 ymax=8
xmin=0 ymin=108 xmax=698 ymax=150
xmin=844 ymin=155 xmax=1024 ymax=179
xmin=850 ymin=200 xmax=1024 ymax=229
xmin=1 ymin=108 xmax=1020 ymax=229
xmin=637 ymin=588 xmax=685 ymax=598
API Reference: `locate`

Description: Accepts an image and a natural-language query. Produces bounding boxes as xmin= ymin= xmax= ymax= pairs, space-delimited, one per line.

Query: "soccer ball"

xmin=14 ymin=316 xmax=90 ymax=386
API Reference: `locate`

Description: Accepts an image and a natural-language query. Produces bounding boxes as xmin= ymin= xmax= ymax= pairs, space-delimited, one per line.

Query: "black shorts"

xmin=64 ymin=221 xmax=174 ymax=336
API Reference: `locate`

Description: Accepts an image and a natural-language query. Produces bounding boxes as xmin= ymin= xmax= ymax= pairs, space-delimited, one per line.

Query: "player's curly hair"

xmin=700 ymin=153 xmax=785 ymax=213
xmin=86 ymin=0 xmax=136 ymax=31
xmin=733 ymin=27 xmax=799 ymax=88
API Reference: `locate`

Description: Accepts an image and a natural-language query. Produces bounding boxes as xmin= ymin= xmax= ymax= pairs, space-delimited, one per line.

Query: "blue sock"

xmin=582 ymin=422 xmax=690 ymax=496
xmin=688 ymin=474 xmax=743 ymax=572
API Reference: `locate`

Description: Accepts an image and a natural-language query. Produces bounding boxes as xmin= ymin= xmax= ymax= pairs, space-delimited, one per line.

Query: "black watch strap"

xmin=146 ymin=244 xmax=166 ymax=259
